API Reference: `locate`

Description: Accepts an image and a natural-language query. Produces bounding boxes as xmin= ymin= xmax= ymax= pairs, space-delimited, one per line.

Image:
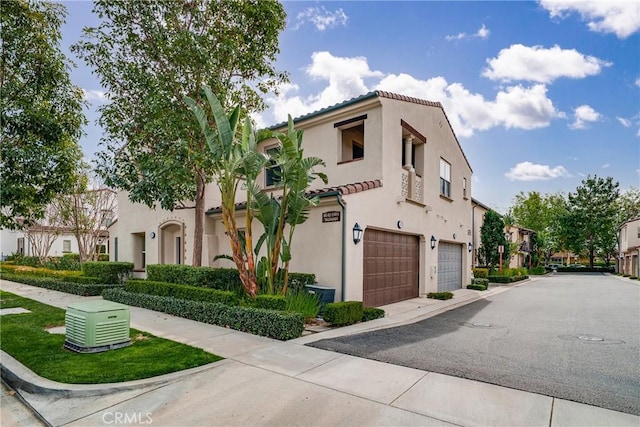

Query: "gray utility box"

xmin=64 ymin=300 xmax=131 ymax=353
xmin=305 ymin=285 xmax=336 ymax=314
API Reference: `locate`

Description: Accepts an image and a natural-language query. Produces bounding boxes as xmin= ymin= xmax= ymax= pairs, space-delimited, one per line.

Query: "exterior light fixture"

xmin=430 ymin=235 xmax=437 ymax=250
xmin=468 ymin=242 xmax=473 ymax=253
xmin=353 ymin=223 xmax=363 ymax=245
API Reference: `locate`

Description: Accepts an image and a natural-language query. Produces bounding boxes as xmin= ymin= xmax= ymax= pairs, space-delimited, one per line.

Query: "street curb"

xmin=0 ymin=350 xmax=229 ymax=397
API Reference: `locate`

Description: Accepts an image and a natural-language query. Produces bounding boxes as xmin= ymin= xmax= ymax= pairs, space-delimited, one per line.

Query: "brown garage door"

xmin=363 ymin=229 xmax=419 ymax=307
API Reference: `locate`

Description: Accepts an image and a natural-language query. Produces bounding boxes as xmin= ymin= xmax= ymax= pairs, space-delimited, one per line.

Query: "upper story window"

xmin=463 ymin=177 xmax=467 ymax=199
xmin=265 ymin=146 xmax=281 ymax=187
xmin=637 ymin=226 xmax=640 ymax=238
xmin=440 ymin=158 xmax=451 ymax=198
xmin=335 ymin=115 xmax=366 ymax=164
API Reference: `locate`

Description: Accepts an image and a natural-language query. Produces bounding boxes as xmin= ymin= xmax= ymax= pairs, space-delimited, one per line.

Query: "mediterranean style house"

xmin=618 ymin=217 xmax=640 ymax=276
xmin=109 ymin=91 xmax=475 ymax=306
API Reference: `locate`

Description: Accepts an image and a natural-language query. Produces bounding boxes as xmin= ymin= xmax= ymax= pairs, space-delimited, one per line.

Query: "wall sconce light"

xmin=430 ymin=235 xmax=437 ymax=250
xmin=468 ymin=242 xmax=473 ymax=253
xmin=353 ymin=223 xmax=363 ymax=245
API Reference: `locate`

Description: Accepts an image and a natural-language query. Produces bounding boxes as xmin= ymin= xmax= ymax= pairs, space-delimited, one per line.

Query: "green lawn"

xmin=0 ymin=290 xmax=222 ymax=384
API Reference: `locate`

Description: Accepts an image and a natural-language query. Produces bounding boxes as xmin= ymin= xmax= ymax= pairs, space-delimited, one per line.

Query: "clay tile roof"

xmin=206 ymin=179 xmax=383 ymax=215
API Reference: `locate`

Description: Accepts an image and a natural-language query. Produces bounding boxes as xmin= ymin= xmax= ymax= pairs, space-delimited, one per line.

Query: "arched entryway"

xmin=159 ymin=221 xmax=184 ymax=265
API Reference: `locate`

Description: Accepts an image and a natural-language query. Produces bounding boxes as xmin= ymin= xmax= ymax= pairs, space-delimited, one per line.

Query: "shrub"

xmin=427 ymin=292 xmax=453 ymax=300
xmin=472 ymin=268 xmax=488 ymax=279
xmin=467 ymin=284 xmax=487 ymax=291
xmin=286 ymin=273 xmax=316 ymax=294
xmin=44 ymin=256 xmax=81 ymax=271
xmin=471 ymin=278 xmax=489 ymax=286
xmin=630 ymin=276 xmax=638 ymax=280
xmin=0 ymin=272 xmax=122 ymax=296
xmin=102 ymin=289 xmax=304 ymax=340
xmin=285 ymin=291 xmax=320 ymax=321
xmin=253 ymin=294 xmax=287 ymax=311
xmin=488 ymin=275 xmax=529 ymax=283
xmin=529 ymin=266 xmax=546 ymax=275
xmin=361 ymin=307 xmax=385 ymax=322
xmin=13 ymin=255 xmax=40 ymax=267
xmin=82 ymin=262 xmax=133 ymax=284
xmin=146 ymin=264 xmax=241 ymax=292
xmin=125 ymin=279 xmax=238 ymax=306
xmin=323 ymin=301 xmax=364 ymax=326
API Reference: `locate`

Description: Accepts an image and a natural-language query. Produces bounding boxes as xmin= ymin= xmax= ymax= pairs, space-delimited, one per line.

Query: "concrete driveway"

xmin=309 ymin=274 xmax=640 ymax=415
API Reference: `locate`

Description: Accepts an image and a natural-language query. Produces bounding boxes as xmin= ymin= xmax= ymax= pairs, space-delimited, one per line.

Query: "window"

xmin=463 ymin=178 xmax=467 ymax=199
xmin=17 ymin=237 xmax=24 ymax=255
xmin=114 ymin=237 xmax=118 ymax=262
xmin=63 ymin=240 xmax=71 ymax=253
xmin=637 ymin=226 xmax=640 ymax=238
xmin=265 ymin=146 xmax=281 ymax=187
xmin=336 ymin=115 xmax=366 ymax=163
xmin=440 ymin=159 xmax=451 ymax=198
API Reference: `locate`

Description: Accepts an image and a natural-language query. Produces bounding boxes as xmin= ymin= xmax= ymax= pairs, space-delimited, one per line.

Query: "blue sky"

xmin=61 ymin=1 xmax=640 ymax=212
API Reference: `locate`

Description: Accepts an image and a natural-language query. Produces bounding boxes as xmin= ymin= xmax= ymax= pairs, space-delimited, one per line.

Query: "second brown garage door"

xmin=363 ymin=229 xmax=419 ymax=307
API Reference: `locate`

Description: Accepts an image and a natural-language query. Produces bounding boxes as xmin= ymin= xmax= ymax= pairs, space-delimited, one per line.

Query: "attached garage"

xmin=363 ymin=229 xmax=419 ymax=307
xmin=437 ymin=242 xmax=462 ymax=292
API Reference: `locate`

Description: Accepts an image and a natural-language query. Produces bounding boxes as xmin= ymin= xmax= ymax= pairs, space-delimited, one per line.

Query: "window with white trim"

xmin=63 ymin=240 xmax=71 ymax=253
xmin=440 ymin=159 xmax=451 ymax=198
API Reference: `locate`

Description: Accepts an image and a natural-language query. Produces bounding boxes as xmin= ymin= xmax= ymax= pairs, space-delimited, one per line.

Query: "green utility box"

xmin=64 ymin=300 xmax=131 ymax=353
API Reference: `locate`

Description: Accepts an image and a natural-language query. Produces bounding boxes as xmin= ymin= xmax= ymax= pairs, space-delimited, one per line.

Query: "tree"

xmin=72 ymin=0 xmax=288 ymax=266
xmin=561 ymin=176 xmax=619 ymax=268
xmin=1 ymin=0 xmax=84 ymax=229
xmin=185 ymin=87 xmax=326 ymax=297
xmin=511 ymin=191 xmax=568 ymax=266
xmin=59 ymin=167 xmax=117 ymax=263
xmin=616 ymin=187 xmax=640 ymax=225
xmin=478 ymin=210 xmax=509 ymax=272
xmin=24 ymin=201 xmax=67 ymax=262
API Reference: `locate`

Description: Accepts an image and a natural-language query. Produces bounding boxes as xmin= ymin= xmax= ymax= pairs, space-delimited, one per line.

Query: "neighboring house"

xmin=109 ymin=91 xmax=474 ymax=306
xmin=505 ymin=224 xmax=535 ymax=269
xmin=0 ymin=225 xmax=79 ymax=260
xmin=618 ymin=217 xmax=640 ymax=276
xmin=549 ymin=251 xmax=580 ymax=266
xmin=471 ymin=198 xmax=491 ymax=267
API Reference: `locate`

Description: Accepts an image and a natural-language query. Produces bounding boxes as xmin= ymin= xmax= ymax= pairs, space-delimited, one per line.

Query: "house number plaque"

xmin=322 ymin=211 xmax=341 ymax=223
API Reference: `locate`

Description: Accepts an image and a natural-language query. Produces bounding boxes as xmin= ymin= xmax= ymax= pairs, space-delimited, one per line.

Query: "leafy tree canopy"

xmin=72 ymin=0 xmax=288 ymax=265
xmin=1 ymin=0 xmax=85 ymax=229
xmin=479 ymin=210 xmax=509 ymax=271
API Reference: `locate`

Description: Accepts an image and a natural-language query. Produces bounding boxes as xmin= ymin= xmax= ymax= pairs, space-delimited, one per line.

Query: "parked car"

xmin=546 ymin=264 xmax=561 ymax=270
xmin=567 ymin=263 xmax=586 ymax=268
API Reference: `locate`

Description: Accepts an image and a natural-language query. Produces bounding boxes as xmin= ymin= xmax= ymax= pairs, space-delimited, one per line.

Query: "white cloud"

xmin=617 ymin=117 xmax=632 ymax=127
xmin=294 ymin=6 xmax=348 ymax=31
xmin=569 ymin=104 xmax=602 ymax=129
xmin=483 ymin=44 xmax=611 ymax=83
xmin=636 ymin=78 xmax=640 ymax=87
xmin=505 ymin=161 xmax=570 ymax=181
xmin=268 ymin=52 xmax=383 ymax=121
xmin=446 ymin=24 xmax=490 ymax=41
xmin=83 ymin=89 xmax=107 ymax=103
xmin=263 ymin=52 xmax=563 ymax=137
xmin=540 ymin=1 xmax=640 ymax=39
xmin=601 ymin=163 xmax=610 ymax=169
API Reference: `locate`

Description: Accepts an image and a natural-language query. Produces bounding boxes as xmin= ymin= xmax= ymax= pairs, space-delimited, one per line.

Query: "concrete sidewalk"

xmin=1 ymin=279 xmax=638 ymax=427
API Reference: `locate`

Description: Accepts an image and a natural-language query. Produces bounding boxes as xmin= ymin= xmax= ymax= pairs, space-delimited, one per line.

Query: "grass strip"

xmin=0 ymin=290 xmax=222 ymax=384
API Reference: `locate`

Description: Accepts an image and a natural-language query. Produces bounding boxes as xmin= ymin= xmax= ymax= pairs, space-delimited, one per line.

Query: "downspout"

xmin=471 ymin=203 xmax=476 ymax=266
xmin=318 ymin=190 xmax=347 ymax=302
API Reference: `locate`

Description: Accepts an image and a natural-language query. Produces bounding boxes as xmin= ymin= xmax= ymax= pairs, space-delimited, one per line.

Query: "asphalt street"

xmin=309 ymin=274 xmax=640 ymax=415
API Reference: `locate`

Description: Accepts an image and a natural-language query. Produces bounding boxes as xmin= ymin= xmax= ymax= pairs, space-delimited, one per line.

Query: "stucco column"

xmin=403 ymin=136 xmax=414 ymax=171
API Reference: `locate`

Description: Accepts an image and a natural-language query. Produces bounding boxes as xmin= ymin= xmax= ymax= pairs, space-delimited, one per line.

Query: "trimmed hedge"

xmin=488 ymin=275 xmax=529 ymax=283
xmin=467 ymin=284 xmax=487 ymax=291
xmin=82 ymin=262 xmax=133 ymax=284
xmin=253 ymin=294 xmax=287 ymax=311
xmin=125 ymin=279 xmax=238 ymax=306
xmin=0 ymin=273 xmax=123 ymax=296
xmin=61 ymin=275 xmax=104 ymax=284
xmin=102 ymin=289 xmax=304 ymax=340
xmin=529 ymin=266 xmax=546 ymax=275
xmin=361 ymin=307 xmax=385 ymax=322
xmin=555 ymin=266 xmax=614 ymax=273
xmin=146 ymin=264 xmax=317 ymax=294
xmin=471 ymin=278 xmax=489 ymax=286
xmin=323 ymin=301 xmax=364 ymax=326
xmin=472 ymin=268 xmax=489 ymax=279
xmin=427 ymin=292 xmax=453 ymax=300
